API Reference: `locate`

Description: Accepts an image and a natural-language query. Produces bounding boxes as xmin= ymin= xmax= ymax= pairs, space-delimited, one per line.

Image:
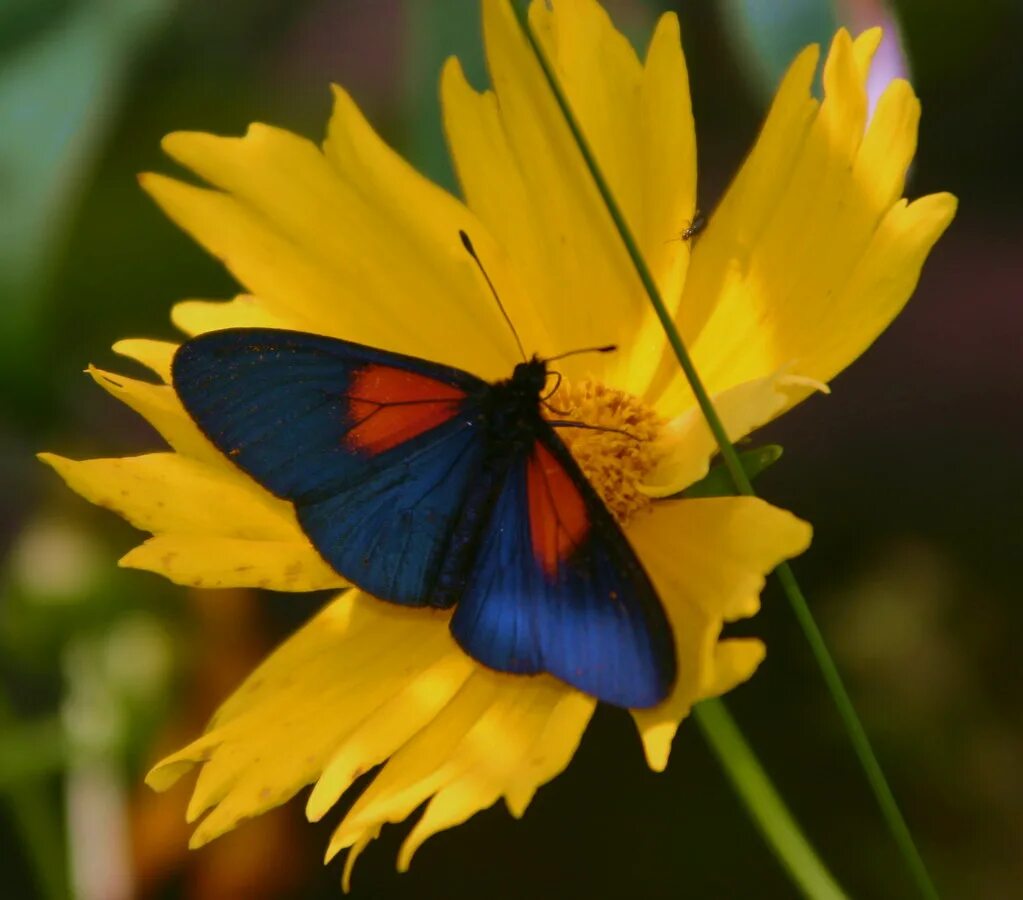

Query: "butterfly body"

xmin=479 ymin=357 xmax=550 ymax=450
xmin=173 ymin=329 xmax=676 ymax=708
xmin=430 ymin=356 xmax=548 ymax=607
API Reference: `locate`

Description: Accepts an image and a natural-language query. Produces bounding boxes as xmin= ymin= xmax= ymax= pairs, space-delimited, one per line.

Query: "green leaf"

xmin=681 ymin=445 xmax=783 ymax=498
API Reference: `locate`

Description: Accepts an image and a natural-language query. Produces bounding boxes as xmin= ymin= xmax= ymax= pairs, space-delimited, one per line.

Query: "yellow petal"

xmin=305 ymin=651 xmax=475 ymax=822
xmin=701 ymin=638 xmax=766 ymax=701
xmin=662 ymin=43 xmax=819 ymax=386
xmin=324 ymin=673 xmax=502 ymax=860
xmin=171 ymin=294 xmax=293 ymax=336
xmin=112 ymin=338 xmax=177 ymax=382
xmin=529 ymin=2 xmax=697 ymax=305
xmin=322 ymin=85 xmax=528 ymax=373
xmin=147 ymin=594 xmax=463 ymax=846
xmin=146 ymin=116 xmax=513 ymax=379
xmin=657 ymin=28 xmax=954 ymax=410
xmin=503 ymin=687 xmax=593 ymax=817
xmin=643 ymin=367 xmax=824 ymax=498
xmin=628 ymin=497 xmax=812 ymax=770
xmin=142 ymin=172 xmax=336 ymax=333
xmin=325 ymin=671 xmax=594 ymax=870
xmin=86 ymin=366 xmax=225 ymax=468
xmin=64 ymin=368 xmax=335 ymax=591
xmin=804 ymin=192 xmax=957 ymax=382
xmin=146 ymin=591 xmax=592 ymax=873
xmin=443 ymin=1 xmax=696 ymax=395
xmin=633 ymin=12 xmax=697 ymax=307
xmin=38 ymin=452 xmax=298 ymax=541
xmin=341 ymin=829 xmax=380 ymax=894
xmin=120 ymin=534 xmax=343 ymax=592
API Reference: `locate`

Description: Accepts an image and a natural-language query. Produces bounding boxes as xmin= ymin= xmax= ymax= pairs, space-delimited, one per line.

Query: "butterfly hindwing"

xmin=449 ymin=428 xmax=676 ymax=709
xmin=172 ymin=328 xmax=491 ymax=606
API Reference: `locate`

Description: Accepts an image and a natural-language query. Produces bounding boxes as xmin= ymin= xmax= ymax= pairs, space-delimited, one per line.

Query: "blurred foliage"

xmin=0 ymin=0 xmax=172 ymax=427
xmin=720 ymin=0 xmax=838 ymax=98
xmin=402 ymin=0 xmax=485 ymax=190
xmin=1 ymin=0 xmax=1021 ymax=898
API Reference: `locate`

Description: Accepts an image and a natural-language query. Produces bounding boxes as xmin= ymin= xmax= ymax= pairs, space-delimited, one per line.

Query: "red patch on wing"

xmin=527 ymin=443 xmax=591 ymax=577
xmin=345 ymin=364 xmax=465 ymax=454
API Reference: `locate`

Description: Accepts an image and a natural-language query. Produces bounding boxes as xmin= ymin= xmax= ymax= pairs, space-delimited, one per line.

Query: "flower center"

xmin=546 ymin=379 xmax=664 ymax=525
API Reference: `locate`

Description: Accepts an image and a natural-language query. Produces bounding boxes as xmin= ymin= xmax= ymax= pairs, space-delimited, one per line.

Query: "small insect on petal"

xmin=680 ymin=210 xmax=706 ymax=242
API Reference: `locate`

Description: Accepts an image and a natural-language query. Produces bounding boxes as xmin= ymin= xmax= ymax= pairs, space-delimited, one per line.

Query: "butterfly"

xmin=171 ymin=234 xmax=676 ymax=709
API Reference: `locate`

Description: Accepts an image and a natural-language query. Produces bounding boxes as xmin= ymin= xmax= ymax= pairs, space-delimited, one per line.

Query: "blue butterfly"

xmin=172 ymin=236 xmax=676 ymax=709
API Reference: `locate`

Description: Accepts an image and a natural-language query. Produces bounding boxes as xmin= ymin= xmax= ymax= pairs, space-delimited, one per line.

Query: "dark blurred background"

xmin=2 ymin=0 xmax=1020 ymax=897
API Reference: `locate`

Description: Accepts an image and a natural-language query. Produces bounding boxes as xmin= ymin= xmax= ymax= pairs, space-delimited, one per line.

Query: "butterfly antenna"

xmin=548 ymin=420 xmax=640 ymax=442
xmin=543 ymin=344 xmax=617 ymax=364
xmin=459 ymin=230 xmax=527 ymax=362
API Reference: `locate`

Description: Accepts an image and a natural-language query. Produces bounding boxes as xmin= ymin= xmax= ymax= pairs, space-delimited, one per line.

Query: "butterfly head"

xmin=511 ymin=356 xmax=550 ymax=397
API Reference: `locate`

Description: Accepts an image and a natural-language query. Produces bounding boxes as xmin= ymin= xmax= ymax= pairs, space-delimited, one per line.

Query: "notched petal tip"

xmin=920 ymin=190 xmax=959 ymax=223
xmin=439 ymin=54 xmax=471 ymax=96
xmin=853 ymin=26 xmax=884 ymax=65
xmin=112 ymin=338 xmax=178 ymax=383
xmin=161 ymin=128 xmax=258 ymax=167
xmin=702 ymin=638 xmax=767 ymax=701
xmin=340 ymin=829 xmax=380 ymax=893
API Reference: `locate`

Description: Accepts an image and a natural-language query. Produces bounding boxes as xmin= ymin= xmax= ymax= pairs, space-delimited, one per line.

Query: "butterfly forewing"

xmin=172 ymin=328 xmax=491 ymax=606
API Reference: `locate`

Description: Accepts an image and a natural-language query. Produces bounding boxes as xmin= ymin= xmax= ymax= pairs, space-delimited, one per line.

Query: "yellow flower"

xmin=40 ymin=0 xmax=955 ymax=886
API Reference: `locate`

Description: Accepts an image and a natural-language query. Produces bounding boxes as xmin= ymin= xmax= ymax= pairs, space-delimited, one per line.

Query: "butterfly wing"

xmin=172 ymin=328 xmax=491 ymax=606
xmin=449 ymin=429 xmax=676 ymax=708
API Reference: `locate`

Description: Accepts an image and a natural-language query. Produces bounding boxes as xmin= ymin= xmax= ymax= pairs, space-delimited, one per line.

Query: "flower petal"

xmin=443 ymin=0 xmax=696 ymax=395
xmin=628 ymin=497 xmax=812 ymax=770
xmin=801 ymin=191 xmax=957 ymax=380
xmin=45 ymin=363 xmax=340 ymax=590
xmin=144 ymin=110 xmax=515 ymax=378
xmin=86 ymin=366 xmax=225 ymax=468
xmin=146 ymin=594 xmax=466 ymax=846
xmin=120 ymin=534 xmax=343 ymax=591
xmin=643 ymin=367 xmax=825 ymax=498
xmin=112 ymin=338 xmax=177 ymax=382
xmin=38 ymin=452 xmax=303 ymax=565
xmin=702 ymin=638 xmax=767 ymax=700
xmin=655 ymin=29 xmax=954 ymax=409
xmin=305 ymin=652 xmax=476 ymax=823
xmin=325 ymin=671 xmax=594 ymax=872
xmin=322 ymin=86 xmax=528 ymax=373
xmin=146 ymin=591 xmax=593 ymax=878
xmin=171 ymin=294 xmax=294 ymax=336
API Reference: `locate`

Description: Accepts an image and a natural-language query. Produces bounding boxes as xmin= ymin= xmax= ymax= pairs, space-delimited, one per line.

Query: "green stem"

xmin=509 ymin=3 xmax=938 ymax=898
xmin=695 ymin=699 xmax=846 ymax=900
